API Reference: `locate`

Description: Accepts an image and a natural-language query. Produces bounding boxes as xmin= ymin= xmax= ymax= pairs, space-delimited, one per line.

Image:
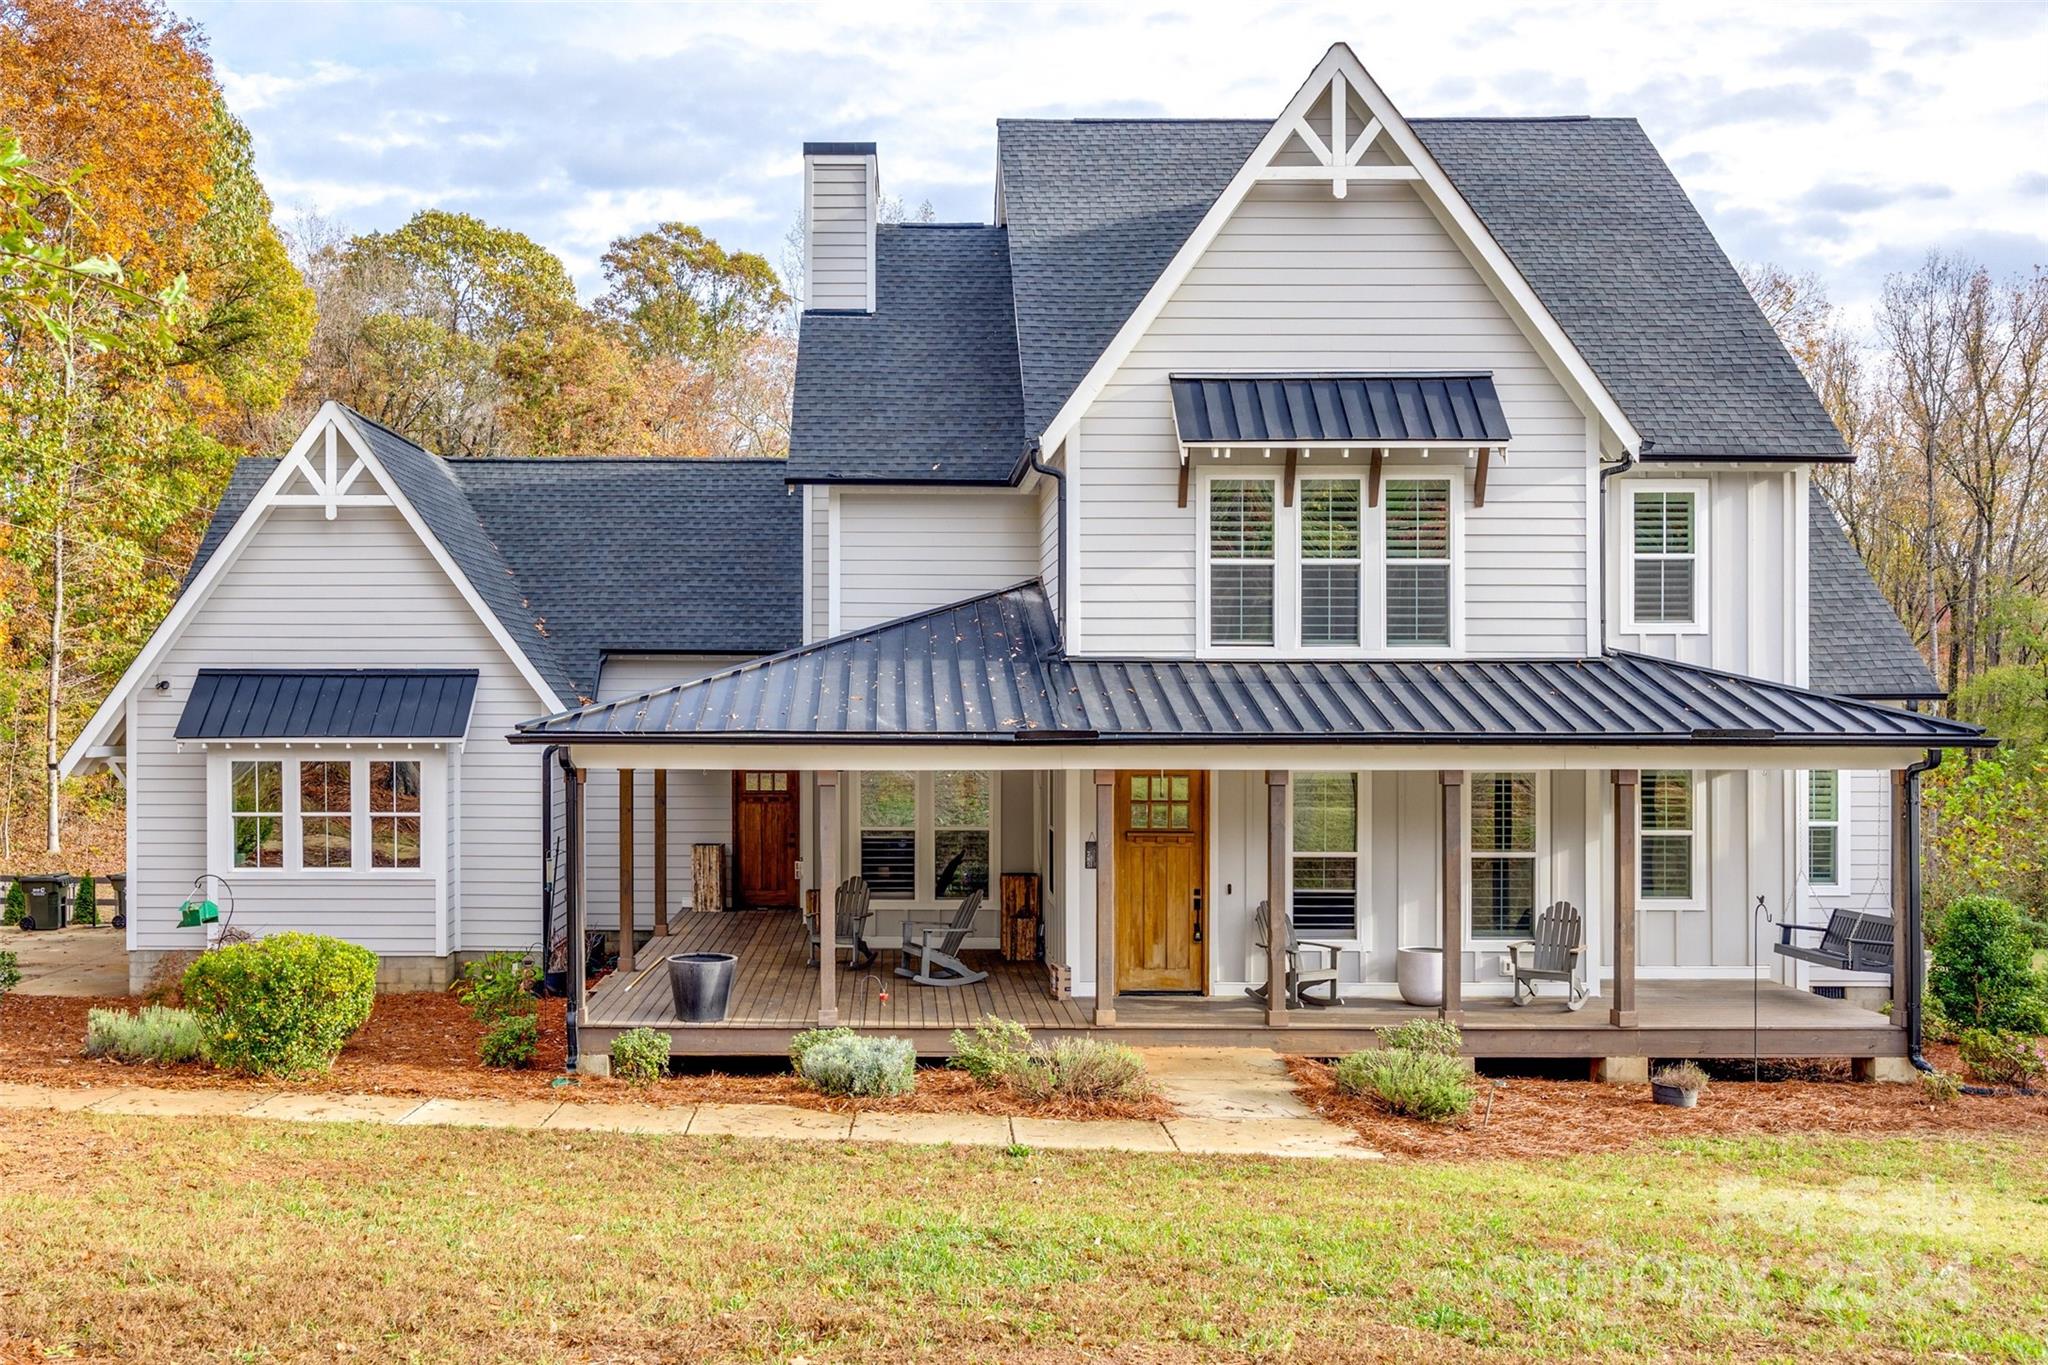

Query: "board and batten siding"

xmin=804 ymin=485 xmax=829 ymax=643
xmin=1072 ymin=179 xmax=1590 ymax=657
xmin=806 ymin=159 xmax=873 ymax=312
xmin=130 ymin=504 xmax=549 ymax=957
xmin=830 ymin=489 xmax=1042 ymax=633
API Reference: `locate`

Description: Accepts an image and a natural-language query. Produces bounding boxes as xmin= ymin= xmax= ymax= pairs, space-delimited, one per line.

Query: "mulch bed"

xmin=1286 ymin=1051 xmax=2048 ymax=1160
xmin=0 ymin=991 xmax=1171 ymax=1122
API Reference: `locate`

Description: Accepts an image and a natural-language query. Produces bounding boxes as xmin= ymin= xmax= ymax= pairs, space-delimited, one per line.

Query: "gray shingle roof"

xmin=176 ymin=669 xmax=478 ymax=740
xmin=794 ymin=115 xmax=1847 ymax=482
xmin=179 ymin=413 xmax=801 ymax=703
xmin=515 ymin=581 xmax=1982 ymax=750
xmin=1809 ymin=493 xmax=1941 ymax=700
xmin=787 ymin=225 xmax=1024 ymax=483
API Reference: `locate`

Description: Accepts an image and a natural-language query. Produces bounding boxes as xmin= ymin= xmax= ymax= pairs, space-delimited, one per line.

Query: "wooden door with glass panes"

xmin=1114 ymin=771 xmax=1208 ymax=992
xmin=732 ymin=771 xmax=800 ymax=909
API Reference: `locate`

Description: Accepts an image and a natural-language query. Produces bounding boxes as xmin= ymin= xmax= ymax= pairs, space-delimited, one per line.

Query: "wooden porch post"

xmin=1439 ymin=770 xmax=1464 ymax=1024
xmin=816 ymin=770 xmax=839 ymax=1027
xmin=653 ymin=770 xmax=669 ymax=937
xmin=569 ymin=767 xmax=589 ymax=1031
xmin=1610 ymin=768 xmax=1639 ymax=1028
xmin=618 ymin=769 xmax=636 ymax=973
xmin=1093 ymin=769 xmax=1116 ymax=1026
xmin=1266 ymin=770 xmax=1290 ymax=1026
xmin=1891 ymin=767 xmax=1911 ymax=1026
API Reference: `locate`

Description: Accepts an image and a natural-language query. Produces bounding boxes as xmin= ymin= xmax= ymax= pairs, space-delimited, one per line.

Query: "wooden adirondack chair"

xmin=896 ymin=888 xmax=988 ymax=987
xmin=1246 ymin=899 xmax=1343 ymax=1007
xmin=806 ymin=875 xmax=876 ymax=969
xmin=1506 ymin=901 xmax=1587 ymax=1010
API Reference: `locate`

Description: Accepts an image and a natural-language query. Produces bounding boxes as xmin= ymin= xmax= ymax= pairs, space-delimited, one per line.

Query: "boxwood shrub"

xmin=609 ymin=1027 xmax=671 ymax=1084
xmin=181 ymin=933 xmax=377 ymax=1077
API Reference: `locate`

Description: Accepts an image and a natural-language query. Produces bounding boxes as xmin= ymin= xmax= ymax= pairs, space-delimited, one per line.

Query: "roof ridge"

xmin=445 ymin=455 xmax=791 ymax=466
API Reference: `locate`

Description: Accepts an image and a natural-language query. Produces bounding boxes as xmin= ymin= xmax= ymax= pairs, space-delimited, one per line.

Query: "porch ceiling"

xmin=511 ymin=583 xmax=1985 ymax=760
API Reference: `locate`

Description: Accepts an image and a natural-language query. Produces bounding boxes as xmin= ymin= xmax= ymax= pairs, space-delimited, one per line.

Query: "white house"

xmin=65 ymin=44 xmax=1979 ymax=1077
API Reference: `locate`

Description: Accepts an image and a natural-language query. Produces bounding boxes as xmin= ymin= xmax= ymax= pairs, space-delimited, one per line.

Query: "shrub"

xmin=1922 ymin=991 xmax=1961 ymax=1045
xmin=949 ymin=1015 xmax=1032 ymax=1085
xmin=1004 ymin=1038 xmax=1152 ymax=1104
xmin=797 ymin=1033 xmax=916 ymax=1097
xmin=1335 ymin=1048 xmax=1474 ymax=1122
xmin=1651 ymin=1061 xmax=1709 ymax=1095
xmin=480 ymin=1013 xmax=539 ymax=1069
xmin=457 ymin=951 xmax=537 ymax=1024
xmin=1957 ymin=1028 xmax=2048 ymax=1087
xmin=609 ymin=1027 xmax=670 ymax=1084
xmin=70 ymin=878 xmax=98 ymax=926
xmin=1920 ymin=1069 xmax=1963 ymax=1105
xmin=181 ymin=933 xmax=377 ymax=1077
xmin=85 ymin=1006 xmax=201 ymax=1064
xmin=1930 ymin=896 xmax=2048 ymax=1034
xmin=1375 ymin=1018 xmax=1464 ymax=1058
xmin=2 ymin=880 xmax=22 ymax=927
xmin=0 ymin=949 xmax=18 ymax=996
xmin=142 ymin=949 xmax=200 ymax=1006
xmin=789 ymin=1025 xmax=856 ymax=1071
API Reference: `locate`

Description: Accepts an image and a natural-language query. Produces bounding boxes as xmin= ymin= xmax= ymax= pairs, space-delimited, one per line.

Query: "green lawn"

xmin=4 ymin=1114 xmax=2046 ymax=1362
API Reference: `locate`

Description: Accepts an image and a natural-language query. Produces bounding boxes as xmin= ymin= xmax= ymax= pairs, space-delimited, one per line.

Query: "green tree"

xmin=595 ymin=221 xmax=786 ymax=368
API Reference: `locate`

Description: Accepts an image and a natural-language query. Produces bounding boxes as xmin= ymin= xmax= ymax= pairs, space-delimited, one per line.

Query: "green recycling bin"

xmin=18 ymin=874 xmax=75 ymax=931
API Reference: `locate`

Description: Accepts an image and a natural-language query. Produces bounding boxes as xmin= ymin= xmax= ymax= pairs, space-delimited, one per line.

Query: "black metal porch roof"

xmin=177 ymin=669 xmax=479 ymax=741
xmin=1170 ymin=375 xmax=1511 ymax=446
xmin=512 ymin=583 xmax=1984 ymax=750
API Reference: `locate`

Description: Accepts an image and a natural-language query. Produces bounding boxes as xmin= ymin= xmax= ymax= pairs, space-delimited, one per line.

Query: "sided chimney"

xmin=802 ymin=142 xmax=878 ymax=313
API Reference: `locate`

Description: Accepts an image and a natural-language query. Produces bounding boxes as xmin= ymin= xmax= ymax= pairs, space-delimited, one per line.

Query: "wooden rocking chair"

xmin=1506 ymin=901 xmax=1587 ymax=1010
xmin=896 ymin=888 xmax=988 ymax=987
xmin=806 ymin=876 xmax=876 ymax=969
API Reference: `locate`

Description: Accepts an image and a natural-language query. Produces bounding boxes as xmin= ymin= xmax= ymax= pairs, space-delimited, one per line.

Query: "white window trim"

xmin=206 ymin=748 xmax=442 ymax=882
xmin=1804 ymin=768 xmax=1850 ymax=894
xmin=1621 ymin=477 xmax=1709 ymax=636
xmin=1194 ymin=462 xmax=1464 ymax=658
xmin=1295 ymin=474 xmax=1366 ymax=653
xmin=1637 ymin=767 xmax=1706 ymax=911
xmin=1284 ymin=769 xmax=1373 ymax=949
xmin=851 ymin=770 xmax=1000 ymax=907
xmin=1462 ymin=770 xmax=1551 ymax=950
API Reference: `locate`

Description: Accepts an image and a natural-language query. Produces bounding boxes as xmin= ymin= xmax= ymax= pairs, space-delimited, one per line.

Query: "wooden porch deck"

xmin=582 ymin=911 xmax=1903 ymax=1061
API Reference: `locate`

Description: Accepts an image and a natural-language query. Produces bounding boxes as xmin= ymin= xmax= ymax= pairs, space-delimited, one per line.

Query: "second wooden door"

xmin=732 ymin=771 xmax=800 ymax=910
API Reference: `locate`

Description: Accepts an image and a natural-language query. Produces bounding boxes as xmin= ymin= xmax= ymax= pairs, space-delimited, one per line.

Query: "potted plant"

xmin=1650 ymin=1061 xmax=1708 ymax=1108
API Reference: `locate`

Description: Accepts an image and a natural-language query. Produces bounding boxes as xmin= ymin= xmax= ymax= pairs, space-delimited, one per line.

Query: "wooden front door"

xmin=732 ymin=771 xmax=800 ymax=910
xmin=1115 ymin=771 xmax=1207 ymax=993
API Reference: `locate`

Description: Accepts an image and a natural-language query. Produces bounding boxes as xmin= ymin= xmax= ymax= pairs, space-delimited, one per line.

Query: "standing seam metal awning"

xmin=1169 ymin=374 xmax=1511 ymax=446
xmin=176 ymin=669 xmax=480 ymax=741
xmin=510 ymin=583 xmax=1986 ymax=750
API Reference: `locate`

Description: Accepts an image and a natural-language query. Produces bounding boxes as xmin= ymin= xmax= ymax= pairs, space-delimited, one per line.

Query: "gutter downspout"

xmin=539 ymin=745 xmax=561 ymax=996
xmin=1025 ymin=437 xmax=1069 ymax=637
xmin=557 ymin=746 xmax=584 ymax=1073
xmin=1594 ymin=440 xmax=1643 ymax=653
xmin=1904 ymin=748 xmax=1943 ymax=1073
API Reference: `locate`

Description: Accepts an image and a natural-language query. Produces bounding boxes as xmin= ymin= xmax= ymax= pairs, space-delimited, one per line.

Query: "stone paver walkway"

xmin=6 ymin=925 xmax=129 ymax=996
xmin=0 ymin=1050 xmax=1379 ymax=1160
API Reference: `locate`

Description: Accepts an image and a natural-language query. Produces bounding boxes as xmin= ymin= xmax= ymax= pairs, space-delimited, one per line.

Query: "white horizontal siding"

xmin=1075 ymin=180 xmax=1588 ymax=657
xmin=806 ymin=485 xmax=829 ymax=642
xmin=807 ymin=160 xmax=871 ymax=311
xmin=833 ymin=490 xmax=1041 ymax=632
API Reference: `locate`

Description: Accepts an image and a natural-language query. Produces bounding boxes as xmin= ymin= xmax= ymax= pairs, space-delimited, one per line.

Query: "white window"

xmin=1291 ymin=772 xmax=1361 ymax=938
xmin=369 ymin=760 xmax=423 ymax=870
xmin=231 ymin=760 xmax=284 ymax=870
xmin=1207 ymin=477 xmax=1278 ymax=646
xmin=1639 ymin=769 xmax=1702 ymax=907
xmin=1807 ymin=770 xmax=1847 ymax=891
xmin=1384 ymin=476 xmax=1454 ymax=648
xmin=1469 ymin=772 xmax=1541 ymax=941
xmin=857 ymin=770 xmax=995 ymax=903
xmin=298 ymin=760 xmax=353 ymax=870
xmin=1626 ymin=481 xmax=1707 ymax=632
xmin=1298 ymin=478 xmax=1363 ymax=648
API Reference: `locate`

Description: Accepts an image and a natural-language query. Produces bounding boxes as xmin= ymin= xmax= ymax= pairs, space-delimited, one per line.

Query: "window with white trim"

xmin=299 ymin=760 xmax=353 ymax=869
xmin=858 ymin=771 xmax=995 ymax=903
xmin=1208 ymin=477 xmax=1278 ymax=645
xmin=1299 ymin=478 xmax=1363 ymax=647
xmin=231 ymin=760 xmax=284 ymax=870
xmin=1470 ymin=772 xmax=1538 ymax=940
xmin=1639 ymin=769 xmax=1699 ymax=905
xmin=1384 ymin=477 xmax=1453 ymax=647
xmin=369 ymin=760 xmax=423 ymax=870
xmin=1291 ymin=772 xmax=1359 ymax=936
xmin=1807 ymin=770 xmax=1846 ymax=891
xmin=1627 ymin=483 xmax=1705 ymax=631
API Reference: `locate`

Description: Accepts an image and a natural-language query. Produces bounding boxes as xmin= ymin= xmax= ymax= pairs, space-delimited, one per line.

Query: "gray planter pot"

xmin=1651 ymin=1082 xmax=1699 ymax=1108
xmin=667 ymin=952 xmax=737 ymax=1023
xmin=1396 ymin=946 xmax=1444 ymax=1007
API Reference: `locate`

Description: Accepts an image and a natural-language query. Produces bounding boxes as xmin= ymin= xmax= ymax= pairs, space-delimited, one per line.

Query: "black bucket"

xmin=667 ymin=952 xmax=737 ymax=1023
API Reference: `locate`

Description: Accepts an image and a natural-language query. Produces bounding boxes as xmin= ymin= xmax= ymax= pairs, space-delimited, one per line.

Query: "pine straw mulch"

xmin=1287 ymin=1049 xmax=2048 ymax=1160
xmin=0 ymin=991 xmax=1172 ymax=1123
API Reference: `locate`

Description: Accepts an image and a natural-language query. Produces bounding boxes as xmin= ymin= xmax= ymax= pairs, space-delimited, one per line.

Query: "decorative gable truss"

xmin=1260 ymin=68 xmax=1417 ymax=197
xmin=270 ymin=419 xmax=393 ymax=519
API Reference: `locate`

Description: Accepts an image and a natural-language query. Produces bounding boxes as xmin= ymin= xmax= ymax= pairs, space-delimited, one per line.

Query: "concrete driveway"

xmin=7 ymin=925 xmax=129 ymax=996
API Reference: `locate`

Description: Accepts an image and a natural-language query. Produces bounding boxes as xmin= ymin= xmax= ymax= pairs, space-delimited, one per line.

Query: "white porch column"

xmin=817 ymin=770 xmax=840 ymax=1027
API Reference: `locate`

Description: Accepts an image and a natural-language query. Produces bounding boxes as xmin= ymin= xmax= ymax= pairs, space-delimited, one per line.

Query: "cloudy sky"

xmin=186 ymin=0 xmax=2048 ymax=326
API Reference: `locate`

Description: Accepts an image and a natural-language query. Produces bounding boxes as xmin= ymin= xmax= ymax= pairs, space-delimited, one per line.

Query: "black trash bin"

xmin=105 ymin=873 xmax=128 ymax=929
xmin=666 ymin=952 xmax=737 ymax=1023
xmin=18 ymin=874 xmax=74 ymax=931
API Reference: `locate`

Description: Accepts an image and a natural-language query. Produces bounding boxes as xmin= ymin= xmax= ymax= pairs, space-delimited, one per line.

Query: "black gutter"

xmin=1904 ymin=748 xmax=1943 ymax=1074
xmin=508 ymin=730 xmax=1984 ymax=749
xmin=538 ymin=745 xmax=561 ymax=996
xmin=558 ymin=747 xmax=584 ymax=1073
xmin=1025 ymin=437 xmax=1069 ymax=637
xmin=1595 ymin=443 xmax=1639 ymax=642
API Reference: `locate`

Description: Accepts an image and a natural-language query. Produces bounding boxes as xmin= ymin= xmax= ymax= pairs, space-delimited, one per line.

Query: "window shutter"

xmin=1209 ymin=479 xmax=1276 ymax=645
xmin=1300 ymin=481 xmax=1362 ymax=647
xmin=1385 ymin=479 xmax=1452 ymax=646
